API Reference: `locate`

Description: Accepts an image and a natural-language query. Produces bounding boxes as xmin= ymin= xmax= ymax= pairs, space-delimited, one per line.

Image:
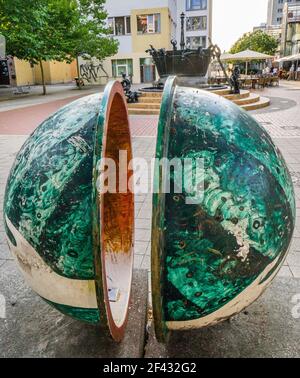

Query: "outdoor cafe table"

xmin=239 ymin=76 xmax=259 ymax=89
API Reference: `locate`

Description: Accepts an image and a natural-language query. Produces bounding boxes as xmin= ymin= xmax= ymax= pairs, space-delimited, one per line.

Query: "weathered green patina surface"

xmin=152 ymin=76 xmax=295 ymax=341
xmin=4 ymin=94 xmax=101 ymax=323
xmin=3 ymin=81 xmax=134 ymax=342
xmin=5 ymin=95 xmax=100 ymax=279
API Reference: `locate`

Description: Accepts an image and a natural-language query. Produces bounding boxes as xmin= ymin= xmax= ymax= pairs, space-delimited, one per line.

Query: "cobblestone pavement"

xmin=0 ymin=84 xmax=105 ymax=110
xmin=0 ymin=81 xmax=300 ymax=294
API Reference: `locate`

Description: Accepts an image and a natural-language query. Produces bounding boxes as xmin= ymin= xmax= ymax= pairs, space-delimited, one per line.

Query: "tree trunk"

xmin=76 ymin=56 xmax=80 ymax=79
xmin=39 ymin=60 xmax=46 ymax=95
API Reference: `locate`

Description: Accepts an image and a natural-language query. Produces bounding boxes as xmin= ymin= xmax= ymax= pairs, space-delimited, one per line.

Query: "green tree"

xmin=229 ymin=30 xmax=278 ymax=56
xmin=74 ymin=0 xmax=119 ymax=59
xmin=0 ymin=0 xmax=118 ymax=95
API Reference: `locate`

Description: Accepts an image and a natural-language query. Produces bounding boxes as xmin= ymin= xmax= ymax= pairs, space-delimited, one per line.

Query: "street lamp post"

xmin=180 ymin=12 xmax=186 ymax=51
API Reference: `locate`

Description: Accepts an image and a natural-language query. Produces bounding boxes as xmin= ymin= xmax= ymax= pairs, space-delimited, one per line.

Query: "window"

xmin=137 ymin=14 xmax=161 ymax=34
xmin=126 ymin=16 xmax=131 ymax=34
xmin=108 ymin=18 xmax=114 ymax=34
xmin=186 ymin=0 xmax=207 ymax=11
xmin=115 ymin=17 xmax=125 ymax=35
xmin=186 ymin=36 xmax=207 ymax=49
xmin=186 ymin=16 xmax=207 ymax=31
xmin=112 ymin=59 xmax=133 ymax=77
xmin=108 ymin=16 xmax=131 ymax=36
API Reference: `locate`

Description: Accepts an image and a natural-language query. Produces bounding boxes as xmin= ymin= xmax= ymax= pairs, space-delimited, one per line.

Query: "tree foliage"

xmin=74 ymin=0 xmax=119 ymax=59
xmin=229 ymin=30 xmax=278 ymax=56
xmin=0 ymin=0 xmax=118 ymax=93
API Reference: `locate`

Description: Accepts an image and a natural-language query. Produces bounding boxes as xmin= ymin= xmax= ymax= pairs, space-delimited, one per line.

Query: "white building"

xmin=281 ymin=2 xmax=300 ymax=55
xmin=176 ymin=0 xmax=213 ymax=49
xmin=267 ymin=0 xmax=300 ymax=26
xmin=99 ymin=0 xmax=212 ymax=84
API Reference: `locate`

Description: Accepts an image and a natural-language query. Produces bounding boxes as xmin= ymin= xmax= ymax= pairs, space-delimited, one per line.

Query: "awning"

xmin=220 ymin=53 xmax=236 ymax=61
xmin=275 ymin=54 xmax=300 ymax=62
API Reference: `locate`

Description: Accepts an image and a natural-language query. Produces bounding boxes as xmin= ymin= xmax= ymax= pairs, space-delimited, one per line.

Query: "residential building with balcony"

xmin=100 ymin=0 xmax=177 ymax=84
xmin=100 ymin=0 xmax=212 ymax=84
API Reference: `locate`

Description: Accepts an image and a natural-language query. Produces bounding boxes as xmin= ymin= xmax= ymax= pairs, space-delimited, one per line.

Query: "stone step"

xmin=233 ymin=93 xmax=260 ymax=105
xmin=128 ymin=102 xmax=161 ymax=110
xmin=138 ymin=97 xmax=162 ymax=104
xmin=128 ymin=89 xmax=270 ymax=115
xmin=223 ymin=90 xmax=250 ymax=100
xmin=139 ymin=91 xmax=162 ymax=98
xmin=139 ymin=89 xmax=251 ymax=100
xmin=128 ymin=108 xmax=160 ymax=115
xmin=241 ymin=96 xmax=270 ymax=111
xmin=210 ymin=88 xmax=231 ymax=95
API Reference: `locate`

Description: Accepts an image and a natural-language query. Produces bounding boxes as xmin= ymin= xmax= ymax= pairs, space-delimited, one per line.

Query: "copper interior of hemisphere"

xmin=101 ymin=91 xmax=134 ymax=336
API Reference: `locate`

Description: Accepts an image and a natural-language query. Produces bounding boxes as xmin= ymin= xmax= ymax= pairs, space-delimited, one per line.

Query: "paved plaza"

xmin=2 ymin=82 xmax=300 ymax=276
xmin=0 ymin=82 xmax=300 ymax=341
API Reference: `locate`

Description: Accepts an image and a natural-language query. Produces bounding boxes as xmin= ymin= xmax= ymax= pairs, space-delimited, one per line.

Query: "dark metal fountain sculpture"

xmin=229 ymin=65 xmax=241 ymax=95
xmin=145 ymin=13 xmax=229 ymax=90
xmin=146 ymin=13 xmax=211 ymax=86
xmin=121 ymin=73 xmax=140 ymax=103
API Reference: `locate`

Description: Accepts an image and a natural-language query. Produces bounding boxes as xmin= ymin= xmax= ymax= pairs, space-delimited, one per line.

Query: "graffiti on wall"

xmin=79 ymin=62 xmax=109 ymax=83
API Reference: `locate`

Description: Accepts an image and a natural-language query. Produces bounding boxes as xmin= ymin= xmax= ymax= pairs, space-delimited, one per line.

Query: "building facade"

xmin=267 ymin=0 xmax=300 ymax=26
xmin=0 ymin=57 xmax=77 ymax=87
xmin=253 ymin=23 xmax=267 ymax=32
xmin=281 ymin=2 xmax=300 ymax=55
xmin=253 ymin=23 xmax=282 ymax=56
xmin=176 ymin=0 xmax=212 ymax=50
xmin=101 ymin=0 xmax=212 ymax=84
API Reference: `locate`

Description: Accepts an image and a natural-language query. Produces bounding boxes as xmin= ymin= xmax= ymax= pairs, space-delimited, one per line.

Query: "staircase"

xmin=128 ymin=88 xmax=270 ymax=116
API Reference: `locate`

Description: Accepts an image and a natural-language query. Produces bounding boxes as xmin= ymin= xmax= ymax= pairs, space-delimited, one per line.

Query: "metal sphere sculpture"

xmin=3 ymin=81 xmax=134 ymax=342
xmin=151 ymin=76 xmax=295 ymax=342
xmin=3 ymin=76 xmax=296 ymax=344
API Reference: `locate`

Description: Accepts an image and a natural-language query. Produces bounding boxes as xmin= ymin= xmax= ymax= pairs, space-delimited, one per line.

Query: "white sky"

xmin=212 ymin=0 xmax=269 ymax=52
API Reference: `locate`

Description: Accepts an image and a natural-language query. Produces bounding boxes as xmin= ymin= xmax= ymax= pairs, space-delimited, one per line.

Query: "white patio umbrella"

xmin=220 ymin=52 xmax=236 ymax=61
xmin=228 ymin=49 xmax=274 ymax=75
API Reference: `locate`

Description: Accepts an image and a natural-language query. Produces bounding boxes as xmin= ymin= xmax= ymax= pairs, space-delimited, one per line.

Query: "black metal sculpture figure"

xmin=230 ymin=65 xmax=241 ymax=95
xmin=171 ymin=39 xmax=177 ymax=51
xmin=121 ymin=73 xmax=139 ymax=103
